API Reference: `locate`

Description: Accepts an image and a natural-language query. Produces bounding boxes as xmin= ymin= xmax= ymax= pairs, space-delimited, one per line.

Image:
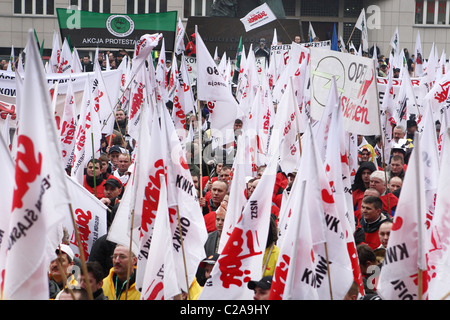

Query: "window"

xmin=183 ymin=0 xmax=214 ymax=17
xmin=416 ymin=0 xmax=450 ymax=25
xmin=415 ymin=0 xmax=424 ymax=24
xmin=127 ymin=0 xmax=168 ymax=14
xmin=69 ymin=0 xmax=111 ymax=13
xmin=13 ymin=0 xmax=55 ymax=15
xmin=300 ymin=0 xmax=339 ymax=17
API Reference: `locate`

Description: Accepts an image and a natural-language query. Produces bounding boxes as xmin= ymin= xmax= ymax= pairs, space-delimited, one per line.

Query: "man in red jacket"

xmin=359 ymin=196 xmax=392 ymax=250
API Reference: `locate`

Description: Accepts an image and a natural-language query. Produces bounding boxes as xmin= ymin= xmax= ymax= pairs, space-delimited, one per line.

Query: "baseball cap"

xmin=108 ymin=145 xmax=122 ymax=154
xmin=247 ymin=276 xmax=272 ymax=290
xmin=199 ymin=253 xmax=219 ymax=268
xmin=56 ymin=244 xmax=74 ymax=261
xmin=105 ymin=178 xmax=122 ymax=189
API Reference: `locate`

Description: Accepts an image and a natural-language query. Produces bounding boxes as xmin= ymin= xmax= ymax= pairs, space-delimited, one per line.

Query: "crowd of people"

xmin=27 ymin=30 xmax=440 ymax=301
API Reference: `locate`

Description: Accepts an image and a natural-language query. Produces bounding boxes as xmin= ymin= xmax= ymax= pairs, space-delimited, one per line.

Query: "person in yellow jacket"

xmin=102 ymin=244 xmax=140 ymax=300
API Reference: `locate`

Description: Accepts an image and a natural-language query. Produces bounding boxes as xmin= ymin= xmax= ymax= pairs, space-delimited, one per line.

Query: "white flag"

xmin=59 ymin=79 xmax=77 ymax=169
xmin=414 ymin=31 xmax=424 ymax=77
xmin=174 ymin=18 xmax=186 ymax=56
xmin=355 ymin=9 xmax=368 ymax=52
xmin=378 ymin=132 xmax=428 ymax=300
xmin=240 ymin=3 xmax=277 ymax=32
xmin=428 ymin=128 xmax=450 ymax=300
xmin=63 ymin=176 xmax=107 ymax=262
xmin=0 ymin=134 xmax=14 ymax=299
xmin=3 ymin=30 xmax=71 ymax=300
xmin=57 ymin=38 xmax=73 ymax=74
xmin=308 ymin=22 xmax=316 ymax=41
xmin=199 ymin=150 xmax=279 ymax=300
xmin=196 ymin=27 xmax=239 ymax=107
xmin=47 ymin=30 xmax=60 ymax=74
xmin=140 ymin=175 xmax=180 ymax=300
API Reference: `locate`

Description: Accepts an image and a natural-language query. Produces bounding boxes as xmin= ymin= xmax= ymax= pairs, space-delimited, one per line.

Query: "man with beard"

xmin=114 ymin=109 xmax=127 ymax=136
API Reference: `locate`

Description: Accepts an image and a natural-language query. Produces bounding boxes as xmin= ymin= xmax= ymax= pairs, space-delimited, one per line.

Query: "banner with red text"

xmin=310 ymin=48 xmax=380 ymax=135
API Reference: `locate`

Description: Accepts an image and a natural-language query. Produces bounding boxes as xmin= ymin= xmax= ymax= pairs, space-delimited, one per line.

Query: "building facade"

xmin=0 ymin=0 xmax=446 ymax=61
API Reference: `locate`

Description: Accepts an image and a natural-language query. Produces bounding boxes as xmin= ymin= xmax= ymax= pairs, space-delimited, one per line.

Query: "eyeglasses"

xmin=111 ymin=254 xmax=128 ymax=261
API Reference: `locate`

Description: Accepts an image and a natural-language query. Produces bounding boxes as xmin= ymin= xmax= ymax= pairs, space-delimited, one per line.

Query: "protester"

xmin=102 ymin=244 xmax=140 ymax=300
xmin=83 ymin=158 xmax=107 ymax=199
xmin=79 ymin=261 xmax=109 ymax=300
xmin=359 ymin=196 xmax=392 ymax=250
xmin=49 ymin=244 xmax=77 ymax=299
xmin=247 ymin=276 xmax=272 ymax=300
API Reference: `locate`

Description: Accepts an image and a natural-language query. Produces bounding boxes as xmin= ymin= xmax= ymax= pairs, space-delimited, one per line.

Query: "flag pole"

xmin=197 ymin=99 xmax=203 ymax=194
xmin=176 ymin=205 xmax=192 ymax=300
xmin=323 ymin=242 xmax=334 ymax=300
xmin=124 ymin=208 xmax=136 ymax=300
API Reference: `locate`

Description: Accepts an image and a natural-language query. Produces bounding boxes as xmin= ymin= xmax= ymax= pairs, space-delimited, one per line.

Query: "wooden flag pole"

xmin=176 ymin=206 xmax=191 ymax=300
xmin=124 ymin=208 xmax=136 ymax=300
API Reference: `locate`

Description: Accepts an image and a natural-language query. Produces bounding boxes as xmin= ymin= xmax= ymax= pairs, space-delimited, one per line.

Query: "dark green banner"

xmin=56 ymin=8 xmax=177 ymax=51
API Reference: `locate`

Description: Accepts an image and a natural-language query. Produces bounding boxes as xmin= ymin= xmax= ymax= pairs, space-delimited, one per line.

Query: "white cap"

xmin=56 ymin=244 xmax=75 ymax=261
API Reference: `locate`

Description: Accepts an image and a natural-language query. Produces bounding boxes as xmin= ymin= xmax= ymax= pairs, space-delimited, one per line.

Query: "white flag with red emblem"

xmin=47 ymin=30 xmax=60 ymax=74
xmin=162 ymin=104 xmax=208 ymax=294
xmin=134 ymin=103 xmax=169 ymax=292
xmin=140 ymin=174 xmax=180 ymax=300
xmin=3 ymin=30 xmax=72 ymax=300
xmin=63 ymin=176 xmax=107 ymax=262
xmin=131 ymin=33 xmax=162 ymax=74
xmin=70 ymin=77 xmax=101 ymax=184
xmin=155 ymin=38 xmax=169 ymax=103
xmin=174 ymin=18 xmax=185 ymax=56
xmin=269 ymin=123 xmax=353 ymax=300
xmin=0 ymin=134 xmax=14 ymax=299
xmin=428 ymin=128 xmax=450 ymax=300
xmin=378 ymin=132 xmax=428 ymax=300
xmin=127 ymin=66 xmax=150 ymax=142
xmin=57 ymin=38 xmax=73 ymax=74
xmin=59 ymin=79 xmax=77 ymax=169
xmin=198 ymin=149 xmax=278 ymax=300
xmin=196 ymin=27 xmax=239 ymax=107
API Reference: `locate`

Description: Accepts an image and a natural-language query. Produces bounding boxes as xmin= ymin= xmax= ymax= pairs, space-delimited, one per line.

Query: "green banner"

xmin=56 ymin=8 xmax=177 ymax=50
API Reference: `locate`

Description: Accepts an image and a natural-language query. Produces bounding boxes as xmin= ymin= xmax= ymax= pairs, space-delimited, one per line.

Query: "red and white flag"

xmin=3 ymin=30 xmax=72 ymax=300
xmin=127 ymin=66 xmax=149 ymax=142
xmin=134 ymin=103 xmax=168 ymax=292
xmin=0 ymin=134 xmax=14 ymax=299
xmin=63 ymin=176 xmax=107 ymax=261
xmin=323 ymin=82 xmax=363 ymax=295
xmin=270 ymin=123 xmax=353 ymax=300
xmin=218 ymin=135 xmax=252 ymax=253
xmin=174 ymin=18 xmax=185 ymax=56
xmin=196 ymin=27 xmax=239 ymax=107
xmin=162 ymin=105 xmax=208 ymax=294
xmin=428 ymin=128 xmax=450 ymax=300
xmin=140 ymin=174 xmax=180 ymax=300
xmin=70 ymin=76 xmax=101 ymax=184
xmin=57 ymin=38 xmax=73 ymax=74
xmin=47 ymin=30 xmax=60 ymax=74
xmin=268 ymin=77 xmax=302 ymax=174
xmin=92 ymin=59 xmax=118 ymax=135
xmin=199 ymin=150 xmax=279 ymax=300
xmin=240 ymin=3 xmax=277 ymax=32
xmin=131 ymin=33 xmax=163 ymax=74
xmin=59 ymin=79 xmax=77 ymax=169
xmin=378 ymin=132 xmax=429 ymax=300
xmin=155 ymin=38 xmax=169 ymax=103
